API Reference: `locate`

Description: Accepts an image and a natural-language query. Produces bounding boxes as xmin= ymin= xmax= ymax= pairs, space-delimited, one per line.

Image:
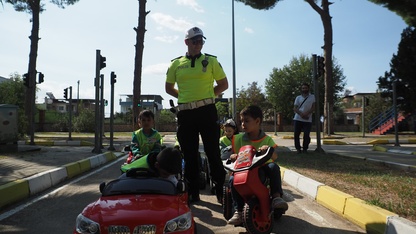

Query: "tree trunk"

xmin=306 ymin=0 xmax=335 ymax=135
xmin=25 ymin=0 xmax=41 ymax=144
xmin=132 ymin=0 xmax=148 ymax=130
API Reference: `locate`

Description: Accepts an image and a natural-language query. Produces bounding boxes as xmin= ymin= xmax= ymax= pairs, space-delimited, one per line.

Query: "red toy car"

xmin=74 ymin=168 xmax=196 ymax=234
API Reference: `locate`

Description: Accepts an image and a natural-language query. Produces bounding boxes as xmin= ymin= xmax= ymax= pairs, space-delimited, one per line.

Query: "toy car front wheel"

xmin=243 ymin=198 xmax=273 ymax=234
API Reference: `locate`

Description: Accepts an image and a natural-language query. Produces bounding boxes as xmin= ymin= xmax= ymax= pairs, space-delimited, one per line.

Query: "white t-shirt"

xmin=293 ymin=94 xmax=315 ymax=123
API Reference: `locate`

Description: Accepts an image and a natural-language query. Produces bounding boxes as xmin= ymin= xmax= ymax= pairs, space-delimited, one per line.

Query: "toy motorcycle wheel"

xmin=222 ymin=184 xmax=233 ymax=220
xmin=243 ymin=198 xmax=273 ymax=234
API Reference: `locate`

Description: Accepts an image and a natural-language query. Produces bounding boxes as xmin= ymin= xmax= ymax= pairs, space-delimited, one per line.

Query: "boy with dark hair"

xmin=227 ymin=105 xmax=288 ymax=225
xmin=131 ymin=109 xmax=162 ymax=158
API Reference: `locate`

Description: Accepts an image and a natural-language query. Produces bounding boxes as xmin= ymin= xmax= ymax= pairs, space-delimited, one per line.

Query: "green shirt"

xmin=166 ymin=53 xmax=226 ymax=103
xmin=232 ymin=131 xmax=277 ymax=164
xmin=131 ymin=128 xmax=162 ymax=156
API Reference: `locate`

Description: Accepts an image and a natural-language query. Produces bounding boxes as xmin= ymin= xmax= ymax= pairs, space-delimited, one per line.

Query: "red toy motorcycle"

xmin=223 ymin=145 xmax=284 ymax=234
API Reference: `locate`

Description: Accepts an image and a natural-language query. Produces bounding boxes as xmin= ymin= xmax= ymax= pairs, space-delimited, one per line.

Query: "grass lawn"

xmin=277 ymin=150 xmax=416 ymax=222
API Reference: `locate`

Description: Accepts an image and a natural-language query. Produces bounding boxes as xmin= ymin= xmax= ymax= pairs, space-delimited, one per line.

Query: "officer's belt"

xmin=177 ymin=98 xmax=215 ymax=111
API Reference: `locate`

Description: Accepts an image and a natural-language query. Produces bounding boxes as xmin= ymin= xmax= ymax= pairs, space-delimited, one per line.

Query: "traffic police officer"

xmin=165 ymin=27 xmax=229 ymax=203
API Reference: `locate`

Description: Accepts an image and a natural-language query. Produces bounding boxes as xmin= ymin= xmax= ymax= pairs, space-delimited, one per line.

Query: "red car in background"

xmin=74 ymin=168 xmax=196 ymax=234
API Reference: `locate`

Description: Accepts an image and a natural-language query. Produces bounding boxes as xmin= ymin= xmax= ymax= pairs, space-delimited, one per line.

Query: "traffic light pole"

xmin=68 ymin=86 xmax=73 ymax=141
xmin=92 ymin=50 xmax=102 ymax=153
xmin=313 ymin=54 xmax=325 ymax=153
xmin=100 ymin=74 xmax=105 ymax=149
xmin=108 ymin=71 xmax=116 ymax=151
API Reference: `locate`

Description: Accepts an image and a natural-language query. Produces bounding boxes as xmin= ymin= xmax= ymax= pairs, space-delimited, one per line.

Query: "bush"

xmin=73 ymin=109 xmax=95 ymax=132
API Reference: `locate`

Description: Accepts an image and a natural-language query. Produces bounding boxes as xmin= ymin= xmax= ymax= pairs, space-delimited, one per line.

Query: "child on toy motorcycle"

xmin=227 ymin=105 xmax=288 ymax=226
xmin=220 ymin=118 xmax=239 ymax=160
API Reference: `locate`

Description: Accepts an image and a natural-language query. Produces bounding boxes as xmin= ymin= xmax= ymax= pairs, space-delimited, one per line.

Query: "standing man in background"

xmin=293 ymin=83 xmax=315 ymax=154
xmin=165 ymin=27 xmax=229 ymax=203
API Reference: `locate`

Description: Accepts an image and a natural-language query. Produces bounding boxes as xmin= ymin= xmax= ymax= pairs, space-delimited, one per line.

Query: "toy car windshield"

xmin=101 ymin=177 xmax=177 ymax=196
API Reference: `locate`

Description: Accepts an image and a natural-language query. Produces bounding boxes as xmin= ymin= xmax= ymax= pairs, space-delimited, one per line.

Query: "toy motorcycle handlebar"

xmin=223 ymin=146 xmax=274 ymax=173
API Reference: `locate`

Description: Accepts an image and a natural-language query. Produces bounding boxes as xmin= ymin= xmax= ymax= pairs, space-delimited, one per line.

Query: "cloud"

xmin=154 ymin=35 xmax=179 ymax=43
xmin=143 ymin=63 xmax=171 ymax=75
xmin=244 ymin=27 xmax=254 ymax=34
xmin=150 ymin=12 xmax=192 ymax=32
xmin=176 ymin=0 xmax=204 ymax=13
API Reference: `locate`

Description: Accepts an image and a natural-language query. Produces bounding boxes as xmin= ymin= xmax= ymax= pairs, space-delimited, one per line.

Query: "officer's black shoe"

xmin=189 ymin=193 xmax=200 ymax=203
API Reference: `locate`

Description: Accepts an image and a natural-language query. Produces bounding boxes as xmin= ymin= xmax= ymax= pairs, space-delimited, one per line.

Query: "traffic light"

xmin=111 ymin=71 xmax=117 ymax=84
xmin=64 ymin=88 xmax=68 ymax=100
xmin=105 ymin=100 xmax=108 ymax=106
xmin=100 ymin=55 xmax=106 ymax=70
xmin=317 ymin=56 xmax=325 ymax=77
xmin=23 ymin=73 xmax=29 ymax=87
xmin=38 ymin=72 xmax=44 ymax=84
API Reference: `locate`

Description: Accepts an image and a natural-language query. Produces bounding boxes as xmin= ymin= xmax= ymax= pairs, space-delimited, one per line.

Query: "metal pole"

xmin=92 ymin=50 xmax=102 ymax=153
xmin=231 ymin=0 xmax=237 ymax=119
xmin=100 ymin=74 xmax=104 ymax=148
xmin=393 ymin=80 xmax=400 ymax=147
xmin=362 ymin=96 xmax=365 ymax=138
xmin=77 ymin=80 xmax=80 ymax=115
xmin=68 ymin=86 xmax=73 ymax=141
xmin=313 ymin=54 xmax=324 ymax=153
xmin=108 ymin=72 xmax=115 ymax=151
xmin=274 ymin=108 xmax=277 ymax=136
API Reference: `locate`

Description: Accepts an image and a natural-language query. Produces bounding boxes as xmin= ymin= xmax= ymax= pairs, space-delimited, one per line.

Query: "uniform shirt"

xmin=131 ymin=128 xmax=162 ymax=156
xmin=293 ymin=93 xmax=316 ymax=123
xmin=232 ymin=131 xmax=277 ymax=164
xmin=166 ymin=53 xmax=226 ymax=103
xmin=220 ymin=135 xmax=232 ymax=150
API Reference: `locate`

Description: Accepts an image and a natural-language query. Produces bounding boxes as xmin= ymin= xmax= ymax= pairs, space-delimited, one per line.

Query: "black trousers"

xmin=177 ymin=104 xmax=225 ymax=195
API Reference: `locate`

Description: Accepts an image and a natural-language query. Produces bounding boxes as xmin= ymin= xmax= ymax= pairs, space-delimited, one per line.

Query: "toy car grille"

xmin=108 ymin=225 xmax=130 ymax=234
xmin=133 ymin=225 xmax=156 ymax=234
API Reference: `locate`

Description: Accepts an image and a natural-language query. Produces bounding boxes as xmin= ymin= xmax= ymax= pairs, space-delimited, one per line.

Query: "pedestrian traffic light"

xmin=105 ymin=100 xmax=108 ymax=106
xmin=100 ymin=55 xmax=106 ymax=70
xmin=317 ymin=56 xmax=325 ymax=77
xmin=111 ymin=71 xmax=117 ymax=84
xmin=38 ymin=72 xmax=44 ymax=84
xmin=23 ymin=73 xmax=29 ymax=87
xmin=64 ymin=88 xmax=68 ymax=100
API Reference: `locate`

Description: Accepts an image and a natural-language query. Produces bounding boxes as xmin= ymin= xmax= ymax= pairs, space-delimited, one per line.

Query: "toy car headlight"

xmin=164 ymin=211 xmax=192 ymax=232
xmin=75 ymin=214 xmax=100 ymax=234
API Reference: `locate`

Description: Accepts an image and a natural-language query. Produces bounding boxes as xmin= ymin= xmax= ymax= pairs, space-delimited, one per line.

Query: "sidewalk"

xmin=1 ymin=134 xmax=416 ymax=233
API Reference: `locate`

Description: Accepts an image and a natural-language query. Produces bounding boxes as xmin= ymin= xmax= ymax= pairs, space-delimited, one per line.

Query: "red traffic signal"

xmin=64 ymin=88 xmax=68 ymax=99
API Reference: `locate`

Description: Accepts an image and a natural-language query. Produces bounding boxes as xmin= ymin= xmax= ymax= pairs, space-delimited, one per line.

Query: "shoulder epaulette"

xmin=204 ymin=53 xmax=217 ymax=58
xmin=171 ymin=55 xmax=183 ymax=62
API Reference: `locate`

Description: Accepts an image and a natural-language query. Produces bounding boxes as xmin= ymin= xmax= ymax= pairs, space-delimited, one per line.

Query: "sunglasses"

xmin=190 ymin=39 xmax=205 ymax=45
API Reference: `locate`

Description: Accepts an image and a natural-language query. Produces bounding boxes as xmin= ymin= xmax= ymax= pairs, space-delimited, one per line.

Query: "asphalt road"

xmin=0 ymin=152 xmax=365 ymax=234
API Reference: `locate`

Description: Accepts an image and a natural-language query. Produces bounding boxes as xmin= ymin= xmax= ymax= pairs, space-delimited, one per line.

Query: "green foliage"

xmin=236 ymin=81 xmax=272 ymax=115
xmin=0 ymin=73 xmax=28 ymax=137
xmin=157 ymin=109 xmax=176 ymax=125
xmin=215 ymin=101 xmax=230 ymax=122
xmin=73 ymin=109 xmax=95 ymax=132
xmin=364 ymin=93 xmax=392 ymax=130
xmin=378 ymin=27 xmax=416 ymax=114
xmin=235 ymin=0 xmax=280 ymax=10
xmin=368 ymin=0 xmax=416 ymax=26
xmin=6 ymin=0 xmax=81 ymax=13
xmin=265 ymin=54 xmax=346 ymax=124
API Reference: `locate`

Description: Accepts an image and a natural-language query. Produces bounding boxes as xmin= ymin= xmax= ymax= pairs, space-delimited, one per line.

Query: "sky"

xmin=0 ymin=0 xmax=408 ymax=115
